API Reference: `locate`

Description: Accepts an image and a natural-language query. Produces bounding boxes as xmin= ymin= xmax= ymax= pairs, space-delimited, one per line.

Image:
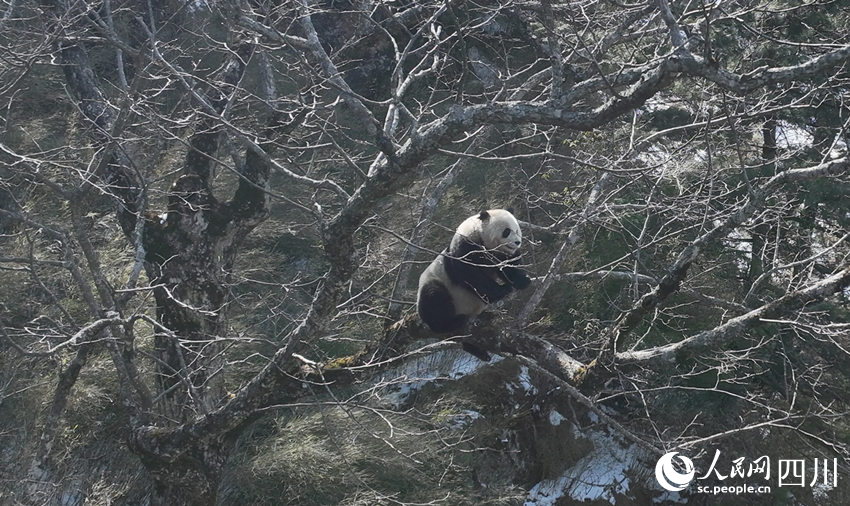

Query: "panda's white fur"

xmin=451 ymin=209 xmax=523 ymax=257
xmin=418 ymin=254 xmax=488 ymax=317
xmin=417 ymin=209 xmax=531 ymax=333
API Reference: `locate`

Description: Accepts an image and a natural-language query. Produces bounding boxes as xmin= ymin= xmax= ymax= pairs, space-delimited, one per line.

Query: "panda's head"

xmin=475 ymin=209 xmax=522 ymax=256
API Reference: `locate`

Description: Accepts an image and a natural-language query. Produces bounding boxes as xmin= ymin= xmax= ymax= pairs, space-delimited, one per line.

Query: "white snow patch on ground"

xmin=507 ymin=365 xmax=538 ymax=396
xmin=812 ymin=480 xmax=836 ymax=501
xmin=444 ymin=410 xmax=483 ymax=429
xmin=378 ymin=349 xmax=501 ymax=408
xmin=525 ymin=426 xmax=647 ymax=505
xmin=549 ymin=410 xmax=565 ymax=426
xmin=777 ymin=121 xmax=813 ymax=149
xmin=653 ymin=490 xmax=688 ymax=504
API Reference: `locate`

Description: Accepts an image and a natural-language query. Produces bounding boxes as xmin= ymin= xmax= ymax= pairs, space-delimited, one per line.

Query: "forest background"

xmin=1 ymin=0 xmax=849 ymax=504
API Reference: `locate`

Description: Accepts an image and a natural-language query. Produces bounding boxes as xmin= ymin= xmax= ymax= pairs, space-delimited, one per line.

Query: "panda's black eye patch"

xmin=502 ymin=228 xmax=511 ymax=238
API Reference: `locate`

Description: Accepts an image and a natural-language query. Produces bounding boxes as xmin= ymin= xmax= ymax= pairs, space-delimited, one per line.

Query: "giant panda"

xmin=417 ymin=209 xmax=532 ymax=333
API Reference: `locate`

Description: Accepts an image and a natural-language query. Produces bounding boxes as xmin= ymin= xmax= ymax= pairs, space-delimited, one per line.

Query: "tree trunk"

xmin=748 ymin=116 xmax=778 ymax=282
xmin=140 ymin=435 xmax=235 ymax=506
xmin=141 ymin=174 xmax=231 ymax=419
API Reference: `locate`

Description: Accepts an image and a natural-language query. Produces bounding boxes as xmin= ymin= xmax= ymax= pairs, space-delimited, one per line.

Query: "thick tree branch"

xmin=49 ymin=2 xmax=143 ymax=235
xmin=616 ymin=265 xmax=850 ymax=364
xmin=516 ymin=173 xmax=612 ymax=326
xmin=595 ymin=157 xmax=849 ymax=361
xmin=183 ymin=42 xmax=255 ymax=186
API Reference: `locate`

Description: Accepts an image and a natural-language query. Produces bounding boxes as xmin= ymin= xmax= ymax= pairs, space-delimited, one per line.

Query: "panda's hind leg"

xmin=417 ymin=280 xmax=468 ymax=333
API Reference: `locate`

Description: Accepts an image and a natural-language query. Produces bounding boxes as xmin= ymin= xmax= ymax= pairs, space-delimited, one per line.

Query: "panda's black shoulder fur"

xmin=444 ymin=237 xmax=525 ymax=304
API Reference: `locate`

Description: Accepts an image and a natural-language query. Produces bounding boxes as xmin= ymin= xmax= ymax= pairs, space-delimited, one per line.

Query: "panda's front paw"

xmin=461 ymin=341 xmax=492 ymax=362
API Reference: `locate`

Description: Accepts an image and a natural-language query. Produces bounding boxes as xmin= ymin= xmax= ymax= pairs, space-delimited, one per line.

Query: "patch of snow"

xmin=444 ymin=410 xmax=483 ymax=430
xmin=812 ymin=480 xmax=834 ymax=501
xmin=378 ymin=349 xmax=501 ymax=408
xmin=518 ymin=366 xmax=537 ymax=393
xmin=776 ymin=121 xmax=813 ymax=150
xmin=549 ymin=410 xmax=565 ymax=426
xmin=188 ymin=0 xmax=209 ymax=12
xmin=725 ymin=228 xmax=752 ymax=273
xmin=525 ymin=475 xmax=569 ymax=506
xmin=507 ymin=366 xmax=539 ymax=396
xmin=653 ymin=490 xmax=688 ymax=503
xmin=525 ymin=426 xmax=650 ymax=505
xmin=829 ymin=139 xmax=847 ymax=159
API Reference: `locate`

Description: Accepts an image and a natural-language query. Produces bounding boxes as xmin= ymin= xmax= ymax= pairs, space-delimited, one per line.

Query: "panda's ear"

xmin=506 ymin=207 xmax=515 ymax=214
xmin=478 ymin=210 xmax=490 ymax=221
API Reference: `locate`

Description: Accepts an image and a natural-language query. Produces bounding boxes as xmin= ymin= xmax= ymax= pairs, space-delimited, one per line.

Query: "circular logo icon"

xmin=655 ymin=452 xmax=695 ymax=492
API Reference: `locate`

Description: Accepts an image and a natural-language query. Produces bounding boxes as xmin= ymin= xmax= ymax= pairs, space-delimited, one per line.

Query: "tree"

xmin=1 ymin=0 xmax=848 ymax=504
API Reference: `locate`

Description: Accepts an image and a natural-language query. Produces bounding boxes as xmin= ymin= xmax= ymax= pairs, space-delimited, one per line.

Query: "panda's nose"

xmin=514 ymin=240 xmax=521 ymax=246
